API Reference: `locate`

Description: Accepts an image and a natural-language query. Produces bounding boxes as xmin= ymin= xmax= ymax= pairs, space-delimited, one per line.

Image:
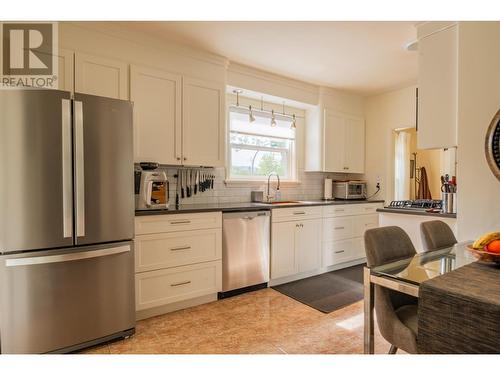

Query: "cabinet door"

xmin=344 ymin=116 xmax=365 ymax=173
xmin=50 ymin=48 xmax=74 ymax=92
xmin=296 ymin=219 xmax=322 ymax=273
xmin=130 ymin=65 xmax=182 ymax=164
xmin=418 ymin=25 xmax=458 ymax=149
xmin=182 ymin=77 xmax=225 ymax=167
xmin=324 ymin=109 xmax=346 ymax=172
xmin=75 ymin=52 xmax=128 ymax=99
xmin=271 ymin=221 xmax=297 ymax=279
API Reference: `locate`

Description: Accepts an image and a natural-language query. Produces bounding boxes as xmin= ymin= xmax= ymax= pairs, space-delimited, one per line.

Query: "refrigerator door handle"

xmin=74 ymin=100 xmax=85 ymax=238
xmin=61 ymin=99 xmax=73 ymax=239
xmin=5 ymin=245 xmax=131 ymax=267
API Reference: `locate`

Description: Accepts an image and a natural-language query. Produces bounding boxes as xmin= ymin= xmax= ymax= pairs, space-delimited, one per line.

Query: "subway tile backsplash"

xmin=135 ymin=165 xmax=351 ymax=206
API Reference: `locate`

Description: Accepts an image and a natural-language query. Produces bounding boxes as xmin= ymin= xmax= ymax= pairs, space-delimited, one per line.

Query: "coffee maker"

xmin=136 ymin=162 xmax=169 ymax=210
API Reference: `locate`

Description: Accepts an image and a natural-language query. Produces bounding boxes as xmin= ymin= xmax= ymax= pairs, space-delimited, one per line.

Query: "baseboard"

xmin=269 ymin=257 xmax=366 ymax=287
xmin=135 ymin=293 xmax=218 ymax=321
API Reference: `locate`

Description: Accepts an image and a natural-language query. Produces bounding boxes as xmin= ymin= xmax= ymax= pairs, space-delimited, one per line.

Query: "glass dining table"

xmin=363 ymin=241 xmax=476 ymax=354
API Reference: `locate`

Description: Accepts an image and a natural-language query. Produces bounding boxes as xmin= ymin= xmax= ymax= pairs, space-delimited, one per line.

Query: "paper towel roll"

xmin=324 ymin=178 xmax=333 ymax=200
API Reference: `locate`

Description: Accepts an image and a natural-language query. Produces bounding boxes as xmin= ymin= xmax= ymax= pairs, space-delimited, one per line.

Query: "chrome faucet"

xmin=266 ymin=172 xmax=281 ymax=202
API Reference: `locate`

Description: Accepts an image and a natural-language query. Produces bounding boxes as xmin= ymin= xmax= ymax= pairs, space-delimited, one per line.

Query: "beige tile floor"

xmin=82 ymin=288 xmax=393 ymax=354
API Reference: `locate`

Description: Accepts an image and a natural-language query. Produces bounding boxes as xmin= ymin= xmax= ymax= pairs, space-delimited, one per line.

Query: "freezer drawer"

xmin=0 ymin=242 xmax=135 ymax=354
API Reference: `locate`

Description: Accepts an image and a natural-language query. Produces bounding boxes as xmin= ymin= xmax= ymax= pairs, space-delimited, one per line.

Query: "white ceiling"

xmin=124 ymin=22 xmax=418 ymax=96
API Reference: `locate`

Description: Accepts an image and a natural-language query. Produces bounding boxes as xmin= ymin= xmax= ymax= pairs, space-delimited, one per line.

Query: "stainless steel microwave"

xmin=333 ymin=181 xmax=367 ymax=200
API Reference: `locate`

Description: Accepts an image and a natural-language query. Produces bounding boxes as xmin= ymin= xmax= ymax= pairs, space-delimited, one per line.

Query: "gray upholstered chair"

xmin=364 ymin=226 xmax=419 ymax=354
xmin=420 ymin=220 xmax=457 ymax=251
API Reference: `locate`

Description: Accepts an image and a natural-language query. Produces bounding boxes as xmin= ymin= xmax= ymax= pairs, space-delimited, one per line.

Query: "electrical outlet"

xmin=376 ymin=182 xmax=381 ymax=189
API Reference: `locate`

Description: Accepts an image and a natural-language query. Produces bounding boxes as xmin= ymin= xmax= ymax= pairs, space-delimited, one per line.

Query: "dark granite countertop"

xmin=377 ymin=207 xmax=457 ymax=219
xmin=135 ymin=199 xmax=385 ymax=216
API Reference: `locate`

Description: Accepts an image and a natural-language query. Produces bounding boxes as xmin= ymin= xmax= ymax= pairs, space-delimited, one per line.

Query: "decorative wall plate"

xmin=486 ymin=109 xmax=500 ymax=181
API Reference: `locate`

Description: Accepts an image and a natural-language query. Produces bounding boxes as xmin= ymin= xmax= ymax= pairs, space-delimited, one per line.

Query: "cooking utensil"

xmin=180 ymin=169 xmax=185 ymax=199
xmin=175 ymin=169 xmax=180 ymax=207
xmin=194 ymin=170 xmax=198 ymax=195
xmin=186 ymin=169 xmax=191 ymax=198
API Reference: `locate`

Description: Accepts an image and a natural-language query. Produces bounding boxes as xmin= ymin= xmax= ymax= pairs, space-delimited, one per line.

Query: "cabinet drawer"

xmin=272 ymin=206 xmax=322 ymax=222
xmin=351 ymin=203 xmax=384 ymax=215
xmin=322 ymin=204 xmax=353 ymax=217
xmin=353 ymin=214 xmax=379 ymax=237
xmin=323 ymin=217 xmax=354 ymax=241
xmin=135 ymin=229 xmax=221 ymax=272
xmin=323 ymin=239 xmax=354 ymax=266
xmin=322 ymin=238 xmax=366 ymax=267
xmin=135 ymin=261 xmax=222 ymax=311
xmin=135 ymin=212 xmax=222 ymax=235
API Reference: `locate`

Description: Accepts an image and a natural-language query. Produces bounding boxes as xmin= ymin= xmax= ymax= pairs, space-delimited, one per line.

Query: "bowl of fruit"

xmin=468 ymin=232 xmax=500 ymax=264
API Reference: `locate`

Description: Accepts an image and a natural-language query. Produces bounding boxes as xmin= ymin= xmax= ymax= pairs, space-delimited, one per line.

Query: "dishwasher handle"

xmin=222 ymin=210 xmax=270 ymax=220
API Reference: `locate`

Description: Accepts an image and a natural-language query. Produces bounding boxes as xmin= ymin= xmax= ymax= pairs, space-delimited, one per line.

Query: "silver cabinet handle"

xmin=334 ymin=226 xmax=345 ymax=230
xmin=293 ymin=211 xmax=306 ymax=215
xmin=335 ymin=209 xmax=345 ymax=212
xmin=5 ymin=245 xmax=130 ymax=267
xmin=74 ymin=100 xmax=85 ymax=238
xmin=170 ymin=246 xmax=191 ymax=251
xmin=365 ymin=207 xmax=373 ymax=210
xmin=61 ymin=99 xmax=73 ymax=239
xmin=335 ymin=250 xmax=345 ymax=254
xmin=171 ymin=280 xmax=191 ymax=287
xmin=170 ymin=220 xmax=191 ymax=225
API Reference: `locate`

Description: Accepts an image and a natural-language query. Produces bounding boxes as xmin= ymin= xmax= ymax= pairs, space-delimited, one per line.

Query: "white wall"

xmin=364 ymin=85 xmax=417 ymax=202
xmin=456 ymin=22 xmax=500 ymax=240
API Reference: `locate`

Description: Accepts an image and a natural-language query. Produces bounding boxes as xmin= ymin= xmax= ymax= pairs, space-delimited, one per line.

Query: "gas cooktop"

xmin=387 ymin=199 xmax=443 ymax=211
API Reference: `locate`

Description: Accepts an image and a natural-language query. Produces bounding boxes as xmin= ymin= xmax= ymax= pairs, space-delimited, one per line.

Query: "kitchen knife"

xmin=194 ymin=170 xmax=198 ymax=195
xmin=175 ymin=169 xmax=180 ymax=207
xmin=181 ymin=169 xmax=185 ymax=199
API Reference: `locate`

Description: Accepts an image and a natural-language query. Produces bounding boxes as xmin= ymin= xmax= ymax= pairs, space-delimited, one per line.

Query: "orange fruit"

xmin=486 ymin=240 xmax=500 ymax=254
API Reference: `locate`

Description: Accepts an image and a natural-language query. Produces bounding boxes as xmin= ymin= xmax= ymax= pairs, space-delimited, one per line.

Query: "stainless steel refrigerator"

xmin=0 ymin=90 xmax=135 ymax=354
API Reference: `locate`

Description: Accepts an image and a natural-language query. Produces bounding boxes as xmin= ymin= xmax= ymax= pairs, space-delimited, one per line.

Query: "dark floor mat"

xmin=272 ymin=264 xmax=365 ymax=313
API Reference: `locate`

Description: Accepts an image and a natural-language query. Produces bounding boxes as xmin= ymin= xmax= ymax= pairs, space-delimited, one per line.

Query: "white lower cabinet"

xmin=322 ymin=207 xmax=381 ymax=267
xmin=134 ymin=212 xmax=222 ymax=315
xmin=135 ymin=261 xmax=221 ymax=311
xmin=271 ymin=208 xmax=322 ymax=279
xmin=271 ymin=221 xmax=297 ymax=279
xmin=297 ymin=219 xmax=322 ymax=273
xmin=270 ymin=203 xmax=382 ymax=283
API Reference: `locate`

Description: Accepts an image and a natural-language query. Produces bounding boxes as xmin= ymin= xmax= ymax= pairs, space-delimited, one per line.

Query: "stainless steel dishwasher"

xmin=220 ymin=210 xmax=270 ymax=297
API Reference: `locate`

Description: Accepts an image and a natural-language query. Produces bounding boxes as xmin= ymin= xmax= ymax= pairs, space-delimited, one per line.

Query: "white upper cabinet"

xmin=318 ymin=109 xmax=365 ymax=173
xmin=55 ymin=49 xmax=74 ymax=92
xmin=75 ymin=52 xmax=128 ymax=99
xmin=344 ymin=116 xmax=365 ymax=173
xmin=130 ymin=65 xmax=182 ymax=165
xmin=182 ymin=77 xmax=225 ymax=167
xmin=324 ymin=111 xmax=345 ymax=172
xmin=417 ymin=23 xmax=458 ymax=149
xmin=130 ymin=68 xmax=225 ymax=167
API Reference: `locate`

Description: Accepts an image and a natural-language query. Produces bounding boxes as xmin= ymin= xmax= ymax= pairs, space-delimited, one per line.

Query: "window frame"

xmin=226 ymin=107 xmax=299 ymax=185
